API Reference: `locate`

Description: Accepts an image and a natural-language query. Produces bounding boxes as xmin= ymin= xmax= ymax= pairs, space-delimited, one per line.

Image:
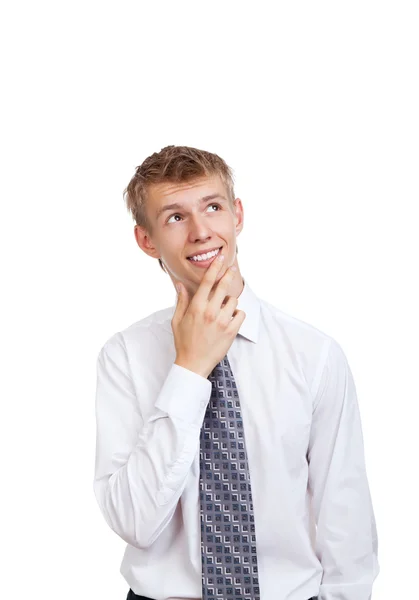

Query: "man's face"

xmin=134 ymin=174 xmax=244 ymax=297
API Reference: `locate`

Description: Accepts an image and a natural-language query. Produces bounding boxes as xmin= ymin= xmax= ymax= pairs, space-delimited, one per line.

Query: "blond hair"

xmin=123 ymin=145 xmax=237 ymax=272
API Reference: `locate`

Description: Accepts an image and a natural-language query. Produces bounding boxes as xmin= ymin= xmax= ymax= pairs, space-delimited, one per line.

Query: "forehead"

xmin=147 ymin=174 xmax=228 ymax=208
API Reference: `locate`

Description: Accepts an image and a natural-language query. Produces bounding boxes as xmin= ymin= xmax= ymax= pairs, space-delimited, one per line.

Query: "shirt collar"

xmin=167 ymin=276 xmax=261 ymax=344
xmin=234 ymin=276 xmax=261 ymax=343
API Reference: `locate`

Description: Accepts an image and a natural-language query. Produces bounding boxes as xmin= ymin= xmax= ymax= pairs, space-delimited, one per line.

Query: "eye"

xmin=167 ymin=213 xmax=182 ymax=224
xmin=166 ymin=203 xmax=221 ymax=224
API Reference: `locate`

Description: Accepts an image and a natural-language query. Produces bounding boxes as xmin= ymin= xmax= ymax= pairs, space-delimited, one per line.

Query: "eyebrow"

xmin=156 ymin=194 xmax=227 ymax=220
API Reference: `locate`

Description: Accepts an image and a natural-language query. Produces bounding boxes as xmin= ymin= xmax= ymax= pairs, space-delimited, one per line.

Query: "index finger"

xmin=191 ymin=252 xmax=225 ymax=306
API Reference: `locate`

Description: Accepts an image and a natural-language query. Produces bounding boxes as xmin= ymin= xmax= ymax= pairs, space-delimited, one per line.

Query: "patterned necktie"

xmin=199 ymin=355 xmax=260 ymax=600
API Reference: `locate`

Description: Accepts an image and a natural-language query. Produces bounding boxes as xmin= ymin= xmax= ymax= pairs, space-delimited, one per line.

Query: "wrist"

xmin=174 ymin=358 xmax=209 ymax=379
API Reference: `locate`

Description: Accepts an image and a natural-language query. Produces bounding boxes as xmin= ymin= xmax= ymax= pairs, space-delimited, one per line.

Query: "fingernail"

xmin=218 ymin=254 xmax=225 ymax=261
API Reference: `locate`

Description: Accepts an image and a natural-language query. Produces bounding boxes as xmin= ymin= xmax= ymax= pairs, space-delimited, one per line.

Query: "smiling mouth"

xmin=186 ymin=246 xmax=223 ymax=263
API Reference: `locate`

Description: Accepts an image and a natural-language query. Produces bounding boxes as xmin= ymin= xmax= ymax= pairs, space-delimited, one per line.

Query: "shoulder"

xmin=259 ymin=296 xmax=334 ymax=348
xmin=257 ymin=297 xmax=347 ymax=392
xmin=96 ymin=305 xmax=174 ymax=359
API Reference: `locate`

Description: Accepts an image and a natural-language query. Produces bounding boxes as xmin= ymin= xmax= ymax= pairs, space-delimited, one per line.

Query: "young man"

xmin=93 ymin=146 xmax=380 ymax=600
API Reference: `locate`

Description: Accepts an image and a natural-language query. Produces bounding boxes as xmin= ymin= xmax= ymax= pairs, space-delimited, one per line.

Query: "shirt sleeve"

xmin=93 ymin=332 xmax=212 ymax=550
xmin=307 ymin=338 xmax=380 ymax=600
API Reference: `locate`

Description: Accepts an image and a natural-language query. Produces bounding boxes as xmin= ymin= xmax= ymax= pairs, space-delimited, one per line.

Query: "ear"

xmin=134 ymin=225 xmax=161 ymax=259
xmin=233 ymin=198 xmax=244 ymax=236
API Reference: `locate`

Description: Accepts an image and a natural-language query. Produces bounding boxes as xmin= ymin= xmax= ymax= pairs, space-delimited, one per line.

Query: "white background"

xmin=1 ymin=1 xmax=418 ymax=598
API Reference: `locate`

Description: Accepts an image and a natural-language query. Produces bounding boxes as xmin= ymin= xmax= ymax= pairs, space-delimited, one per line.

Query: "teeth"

xmin=189 ymin=248 xmax=220 ymax=262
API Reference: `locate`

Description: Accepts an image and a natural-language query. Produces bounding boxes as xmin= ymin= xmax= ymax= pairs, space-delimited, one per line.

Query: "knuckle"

xmin=204 ymin=309 xmax=217 ymax=323
xmin=218 ymin=315 xmax=230 ymax=329
xmin=188 ymin=302 xmax=199 ymax=316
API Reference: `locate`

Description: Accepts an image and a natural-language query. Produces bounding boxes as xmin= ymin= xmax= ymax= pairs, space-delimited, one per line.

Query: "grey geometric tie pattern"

xmin=199 ymin=356 xmax=260 ymax=600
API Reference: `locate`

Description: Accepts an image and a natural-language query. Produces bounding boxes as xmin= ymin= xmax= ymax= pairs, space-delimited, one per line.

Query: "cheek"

xmin=161 ymin=231 xmax=184 ymax=249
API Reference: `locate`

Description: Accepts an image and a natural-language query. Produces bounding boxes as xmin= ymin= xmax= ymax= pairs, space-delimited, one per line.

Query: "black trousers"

xmin=126 ymin=592 xmax=318 ymax=600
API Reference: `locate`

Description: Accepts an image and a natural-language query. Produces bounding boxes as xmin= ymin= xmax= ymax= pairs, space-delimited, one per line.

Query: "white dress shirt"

xmin=93 ymin=277 xmax=379 ymax=600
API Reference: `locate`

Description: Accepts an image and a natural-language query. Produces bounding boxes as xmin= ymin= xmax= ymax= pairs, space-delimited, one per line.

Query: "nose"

xmin=187 ymin=213 xmax=213 ymax=243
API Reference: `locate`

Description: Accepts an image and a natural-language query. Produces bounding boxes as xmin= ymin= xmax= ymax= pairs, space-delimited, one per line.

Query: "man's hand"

xmin=172 ymin=254 xmax=246 ymax=379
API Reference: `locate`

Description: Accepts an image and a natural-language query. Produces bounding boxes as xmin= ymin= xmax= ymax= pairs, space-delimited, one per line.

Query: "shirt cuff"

xmin=155 ymin=363 xmax=212 ymax=426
